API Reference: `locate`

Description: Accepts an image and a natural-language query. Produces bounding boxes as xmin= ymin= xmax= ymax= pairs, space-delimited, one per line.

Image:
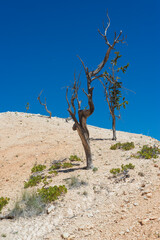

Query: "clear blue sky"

xmin=0 ymin=0 xmax=159 ymax=140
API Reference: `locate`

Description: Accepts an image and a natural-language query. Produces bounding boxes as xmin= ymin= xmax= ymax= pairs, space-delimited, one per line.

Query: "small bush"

xmin=92 ymin=167 xmax=98 ymax=172
xmin=110 ymin=163 xmax=135 ymax=175
xmin=121 ymin=163 xmax=135 ymax=171
xmin=0 ymin=197 xmax=10 ymax=213
xmin=62 ymin=162 xmax=73 ymax=168
xmin=67 ymin=176 xmax=88 ymax=188
xmin=110 ymin=143 xmax=121 ymax=150
xmin=110 ymin=142 xmax=135 ymax=151
xmin=48 ymin=170 xmax=58 ymax=176
xmin=110 ymin=168 xmax=121 ymax=175
xmin=83 ymin=191 xmax=88 ymax=196
xmin=42 ymin=176 xmax=52 ymax=186
xmin=49 ymin=163 xmax=62 ymax=170
xmin=69 ymin=155 xmax=82 ymax=162
xmin=132 ymin=145 xmax=160 ymax=159
xmin=37 ymin=185 xmax=67 ymax=203
xmin=1 ymin=234 xmax=6 ymax=238
xmin=31 ymin=164 xmax=46 ymax=173
xmin=24 ymin=175 xmax=42 ymax=188
xmin=10 ymin=191 xmax=45 ymax=218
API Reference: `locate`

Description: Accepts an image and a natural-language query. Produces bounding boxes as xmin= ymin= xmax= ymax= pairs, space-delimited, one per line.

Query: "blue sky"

xmin=0 ymin=0 xmax=159 ymax=140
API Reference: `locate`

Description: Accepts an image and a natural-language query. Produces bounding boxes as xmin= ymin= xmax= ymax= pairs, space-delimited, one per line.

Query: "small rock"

xmin=47 ymin=205 xmax=55 ymax=214
xmin=157 ymin=172 xmax=160 ymax=176
xmin=141 ymin=189 xmax=151 ymax=195
xmin=61 ymin=232 xmax=70 ymax=239
xmin=149 ymin=216 xmax=157 ymax=220
xmin=68 ymin=235 xmax=75 ymax=240
xmin=154 ymin=164 xmax=158 ymax=168
xmin=133 ymin=203 xmax=138 ymax=206
xmin=124 ymin=199 xmax=130 ymax=204
xmin=126 ymin=229 xmax=130 ymax=233
xmin=144 ymin=196 xmax=148 ymax=200
xmin=146 ymin=193 xmax=152 ymax=198
xmin=138 ymin=218 xmax=149 ymax=225
xmin=141 ymin=183 xmax=145 ymax=188
xmin=119 ymin=231 xmax=125 ymax=235
xmin=87 ymin=213 xmax=93 ymax=218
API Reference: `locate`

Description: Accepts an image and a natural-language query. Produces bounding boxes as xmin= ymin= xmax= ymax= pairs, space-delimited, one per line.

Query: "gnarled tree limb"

xmin=37 ymin=90 xmax=52 ymax=118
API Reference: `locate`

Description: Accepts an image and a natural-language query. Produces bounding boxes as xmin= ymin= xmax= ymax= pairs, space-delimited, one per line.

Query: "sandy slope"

xmin=0 ymin=112 xmax=159 ymax=240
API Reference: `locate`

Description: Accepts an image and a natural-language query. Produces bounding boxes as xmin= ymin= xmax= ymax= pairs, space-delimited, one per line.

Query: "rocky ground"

xmin=0 ymin=112 xmax=160 ymax=240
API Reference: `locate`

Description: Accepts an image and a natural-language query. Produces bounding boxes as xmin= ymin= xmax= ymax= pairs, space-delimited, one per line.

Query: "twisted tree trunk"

xmin=112 ymin=115 xmax=117 ymax=141
xmin=76 ymin=124 xmax=92 ymax=169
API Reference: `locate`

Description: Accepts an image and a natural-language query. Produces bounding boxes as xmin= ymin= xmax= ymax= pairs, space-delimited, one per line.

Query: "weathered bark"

xmin=112 ymin=116 xmax=117 ymax=141
xmin=76 ymin=124 xmax=93 ymax=169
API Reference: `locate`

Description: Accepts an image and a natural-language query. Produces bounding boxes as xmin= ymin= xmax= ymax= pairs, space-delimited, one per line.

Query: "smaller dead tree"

xmin=100 ymin=52 xmax=129 ymax=140
xmin=37 ymin=90 xmax=52 ymax=118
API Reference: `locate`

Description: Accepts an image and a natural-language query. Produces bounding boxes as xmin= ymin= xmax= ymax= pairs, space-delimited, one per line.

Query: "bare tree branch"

xmin=37 ymin=90 xmax=52 ymax=118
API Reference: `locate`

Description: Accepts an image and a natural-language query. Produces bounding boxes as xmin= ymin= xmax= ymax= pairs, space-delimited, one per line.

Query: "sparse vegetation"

xmin=69 ymin=155 xmax=82 ymax=162
xmin=49 ymin=162 xmax=73 ymax=170
xmin=1 ymin=234 xmax=6 ymax=238
xmin=121 ymin=163 xmax=135 ymax=171
xmin=110 ymin=168 xmax=121 ymax=175
xmin=0 ymin=197 xmax=10 ymax=213
xmin=48 ymin=170 xmax=58 ymax=176
xmin=10 ymin=191 xmax=45 ymax=218
xmin=92 ymin=167 xmax=98 ymax=172
xmin=110 ymin=142 xmax=135 ymax=150
xmin=24 ymin=175 xmax=42 ymax=188
xmin=67 ymin=176 xmax=88 ymax=189
xmin=37 ymin=185 xmax=67 ymax=203
xmin=110 ymin=163 xmax=135 ymax=175
xmin=31 ymin=164 xmax=46 ymax=173
xmin=25 ymin=102 xmax=30 ymax=112
xmin=49 ymin=163 xmax=62 ymax=170
xmin=62 ymin=162 xmax=73 ymax=168
xmin=42 ymin=176 xmax=52 ymax=186
xmin=131 ymin=145 xmax=160 ymax=159
xmin=83 ymin=191 xmax=88 ymax=196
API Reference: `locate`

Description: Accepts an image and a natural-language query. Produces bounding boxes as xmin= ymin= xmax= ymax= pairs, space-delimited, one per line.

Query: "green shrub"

xmin=31 ymin=164 xmax=46 ymax=173
xmin=132 ymin=145 xmax=160 ymax=159
xmin=62 ymin=162 xmax=73 ymax=168
xmin=121 ymin=163 xmax=135 ymax=171
xmin=48 ymin=170 xmax=58 ymax=176
xmin=42 ymin=176 xmax=52 ymax=186
xmin=37 ymin=185 xmax=67 ymax=203
xmin=110 ymin=143 xmax=121 ymax=150
xmin=69 ymin=155 xmax=82 ymax=162
xmin=0 ymin=197 xmax=10 ymax=213
xmin=92 ymin=167 xmax=98 ymax=172
xmin=49 ymin=163 xmax=62 ymax=170
xmin=24 ymin=175 xmax=42 ymax=188
xmin=110 ymin=142 xmax=135 ymax=151
xmin=110 ymin=163 xmax=135 ymax=175
xmin=110 ymin=168 xmax=121 ymax=175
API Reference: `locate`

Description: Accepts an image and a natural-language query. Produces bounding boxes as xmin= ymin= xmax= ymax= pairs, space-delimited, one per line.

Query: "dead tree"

xmin=37 ymin=90 xmax=52 ymax=118
xmin=99 ymin=52 xmax=129 ymax=140
xmin=66 ymin=13 xmax=124 ymax=169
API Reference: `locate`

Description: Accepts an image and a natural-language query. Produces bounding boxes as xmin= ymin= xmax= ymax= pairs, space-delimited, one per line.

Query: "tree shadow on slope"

xmin=90 ymin=137 xmax=112 ymax=141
